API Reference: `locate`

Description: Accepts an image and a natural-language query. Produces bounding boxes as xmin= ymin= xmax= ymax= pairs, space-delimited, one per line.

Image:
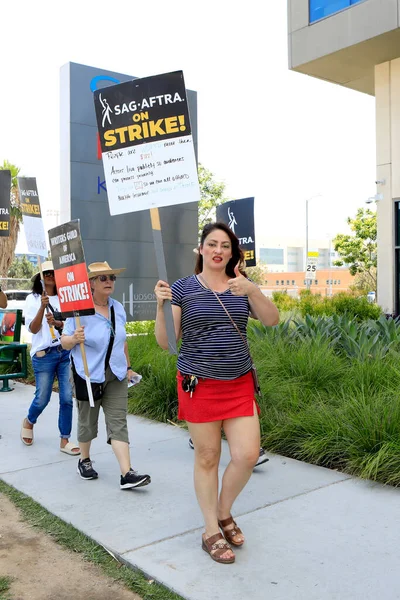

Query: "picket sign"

xmin=93 ymin=70 xmax=200 ymax=354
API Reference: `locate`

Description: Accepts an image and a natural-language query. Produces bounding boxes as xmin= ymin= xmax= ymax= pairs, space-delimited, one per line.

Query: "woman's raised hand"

xmin=227 ymin=264 xmax=255 ymax=296
xmin=154 ymin=280 xmax=172 ymax=306
xmin=41 ymin=292 xmax=50 ymax=309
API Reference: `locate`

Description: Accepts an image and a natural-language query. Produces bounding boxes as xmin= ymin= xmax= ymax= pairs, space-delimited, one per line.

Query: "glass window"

xmin=286 ymin=280 xmax=290 ymax=285
xmin=292 ymin=280 xmax=295 ymax=285
xmin=326 ymin=280 xmax=329 ymax=285
xmin=315 ymin=280 xmax=318 ymax=285
xmin=281 ymin=280 xmax=284 ymax=285
xmin=276 ymin=280 xmax=279 ymax=285
xmin=396 ymin=202 xmax=400 ymax=247
xmin=309 ymin=0 xmax=365 ymax=23
xmin=338 ymin=280 xmax=341 ymax=285
xmin=260 ymin=248 xmax=284 ymax=265
xmin=334 ymin=280 xmax=337 ymax=285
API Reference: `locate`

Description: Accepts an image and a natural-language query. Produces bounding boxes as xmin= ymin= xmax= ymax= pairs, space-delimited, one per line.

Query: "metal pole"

xmin=306 ymin=198 xmax=310 ymax=290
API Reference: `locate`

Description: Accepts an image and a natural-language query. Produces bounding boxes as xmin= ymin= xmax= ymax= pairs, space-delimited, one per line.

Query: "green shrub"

xmin=126 ymin=335 xmax=178 ymax=422
xmin=126 ymin=320 xmax=155 ymax=335
xmin=123 ymin=314 xmax=400 ymax=487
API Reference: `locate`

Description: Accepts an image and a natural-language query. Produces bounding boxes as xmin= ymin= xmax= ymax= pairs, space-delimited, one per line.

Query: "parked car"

xmin=4 ymin=290 xmax=30 ymax=322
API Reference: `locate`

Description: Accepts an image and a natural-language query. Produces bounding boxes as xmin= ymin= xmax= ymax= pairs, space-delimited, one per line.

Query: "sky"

xmin=0 ymin=0 xmax=376 ymax=253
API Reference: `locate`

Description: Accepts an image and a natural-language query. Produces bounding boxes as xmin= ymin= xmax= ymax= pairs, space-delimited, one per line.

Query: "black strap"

xmin=47 ymin=302 xmax=64 ymax=319
xmin=105 ymin=305 xmax=115 ymax=371
xmin=71 ymin=305 xmax=115 ymax=377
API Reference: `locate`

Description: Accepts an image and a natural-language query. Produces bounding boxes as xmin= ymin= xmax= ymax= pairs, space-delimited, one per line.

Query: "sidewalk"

xmin=1 ymin=382 xmax=399 ymax=600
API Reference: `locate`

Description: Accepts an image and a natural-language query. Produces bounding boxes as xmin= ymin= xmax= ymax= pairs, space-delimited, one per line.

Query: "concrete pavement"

xmin=1 ymin=382 xmax=399 ymax=599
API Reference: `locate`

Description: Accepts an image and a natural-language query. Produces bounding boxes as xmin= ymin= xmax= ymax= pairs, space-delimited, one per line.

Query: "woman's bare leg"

xmin=188 ymin=420 xmax=234 ymax=561
xmin=218 ymin=404 xmax=261 ymax=542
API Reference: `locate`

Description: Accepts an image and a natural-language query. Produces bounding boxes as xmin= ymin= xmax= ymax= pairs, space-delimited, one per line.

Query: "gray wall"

xmin=60 ymin=62 xmax=198 ymax=320
xmin=288 ymin=0 xmax=400 ymax=95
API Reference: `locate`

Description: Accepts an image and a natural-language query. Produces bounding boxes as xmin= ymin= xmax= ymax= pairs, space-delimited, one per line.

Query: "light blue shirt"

xmin=63 ymin=297 xmax=127 ymax=383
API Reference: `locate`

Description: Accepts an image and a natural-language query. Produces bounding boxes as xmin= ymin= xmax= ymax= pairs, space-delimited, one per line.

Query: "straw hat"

xmin=87 ymin=261 xmax=126 ymax=279
xmin=31 ymin=260 xmax=54 ymax=281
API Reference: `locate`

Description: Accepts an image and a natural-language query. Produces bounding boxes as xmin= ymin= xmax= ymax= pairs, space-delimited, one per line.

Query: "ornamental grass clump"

xmin=125 ymin=314 xmax=400 ymax=487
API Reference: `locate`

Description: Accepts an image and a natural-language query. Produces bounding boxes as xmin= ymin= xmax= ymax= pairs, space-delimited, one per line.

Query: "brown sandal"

xmin=218 ymin=516 xmax=244 ymax=547
xmin=202 ymin=532 xmax=235 ymax=564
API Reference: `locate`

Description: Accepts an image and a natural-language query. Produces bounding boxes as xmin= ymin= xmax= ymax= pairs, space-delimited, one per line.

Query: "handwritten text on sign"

xmin=103 ymin=136 xmax=198 ymax=215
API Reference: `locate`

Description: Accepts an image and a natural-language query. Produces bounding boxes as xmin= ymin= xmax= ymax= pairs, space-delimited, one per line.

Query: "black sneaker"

xmin=254 ymin=447 xmax=269 ymax=468
xmin=188 ymin=437 xmax=194 ymax=450
xmin=120 ymin=469 xmax=151 ymax=490
xmin=77 ymin=458 xmax=98 ymax=480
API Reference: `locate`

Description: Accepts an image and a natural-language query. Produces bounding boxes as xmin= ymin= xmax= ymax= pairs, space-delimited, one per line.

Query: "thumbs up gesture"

xmin=227 ymin=263 xmax=254 ymax=296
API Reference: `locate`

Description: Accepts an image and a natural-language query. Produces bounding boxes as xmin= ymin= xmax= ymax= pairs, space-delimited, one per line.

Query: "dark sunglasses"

xmin=43 ymin=271 xmax=54 ymax=277
xmin=95 ymin=274 xmax=117 ymax=282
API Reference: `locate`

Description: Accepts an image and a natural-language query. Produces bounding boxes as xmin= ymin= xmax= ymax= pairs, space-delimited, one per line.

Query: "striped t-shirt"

xmin=171 ymin=274 xmax=252 ymax=380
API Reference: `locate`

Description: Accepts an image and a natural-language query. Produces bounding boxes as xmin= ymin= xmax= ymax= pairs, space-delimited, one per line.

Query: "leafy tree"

xmin=246 ymin=262 xmax=268 ymax=286
xmin=0 ymin=160 xmax=22 ymax=276
xmin=198 ymin=163 xmax=230 ymax=238
xmin=351 ymin=267 xmax=377 ymax=293
xmin=8 ymin=255 xmax=35 ymax=279
xmin=333 ymin=208 xmax=377 ymax=292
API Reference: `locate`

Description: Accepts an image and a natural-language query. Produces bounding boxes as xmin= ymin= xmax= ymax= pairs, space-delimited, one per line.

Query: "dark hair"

xmin=31 ymin=273 xmax=57 ymax=296
xmin=194 ymin=222 xmax=246 ymax=278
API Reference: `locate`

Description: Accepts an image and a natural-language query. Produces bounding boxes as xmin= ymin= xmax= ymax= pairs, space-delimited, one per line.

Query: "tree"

xmin=8 ymin=255 xmax=35 ymax=280
xmin=246 ymin=262 xmax=268 ymax=286
xmin=333 ymin=208 xmax=377 ymax=292
xmin=198 ymin=163 xmax=230 ymax=238
xmin=0 ymin=160 xmax=22 ymax=277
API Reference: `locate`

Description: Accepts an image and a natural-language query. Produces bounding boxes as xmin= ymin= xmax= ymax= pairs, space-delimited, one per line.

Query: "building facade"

xmin=288 ymin=0 xmax=400 ymax=314
xmin=262 ymin=268 xmax=355 ymax=295
xmin=258 ymin=236 xmax=343 ymax=273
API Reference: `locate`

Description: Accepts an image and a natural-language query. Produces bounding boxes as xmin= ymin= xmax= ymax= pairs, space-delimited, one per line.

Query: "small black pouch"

xmin=72 ymin=368 xmax=104 ymax=401
xmin=251 ymin=364 xmax=262 ymax=397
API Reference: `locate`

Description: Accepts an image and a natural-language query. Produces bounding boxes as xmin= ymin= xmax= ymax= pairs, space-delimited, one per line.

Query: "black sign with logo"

xmin=216 ymin=197 xmax=256 ymax=267
xmin=94 ymin=70 xmax=191 ymax=152
xmin=0 ymin=170 xmax=11 ymax=237
xmin=17 ymin=177 xmax=42 ymax=218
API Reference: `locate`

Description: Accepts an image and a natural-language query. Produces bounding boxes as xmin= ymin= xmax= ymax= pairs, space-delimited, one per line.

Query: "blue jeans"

xmin=28 ymin=346 xmax=73 ymax=439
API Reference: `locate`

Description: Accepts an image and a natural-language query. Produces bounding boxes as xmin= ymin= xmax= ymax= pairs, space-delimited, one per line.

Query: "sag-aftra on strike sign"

xmin=93 ymin=70 xmax=200 ymax=216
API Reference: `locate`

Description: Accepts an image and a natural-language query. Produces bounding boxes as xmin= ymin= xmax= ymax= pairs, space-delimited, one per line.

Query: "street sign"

xmin=305 ymin=251 xmax=319 ymax=280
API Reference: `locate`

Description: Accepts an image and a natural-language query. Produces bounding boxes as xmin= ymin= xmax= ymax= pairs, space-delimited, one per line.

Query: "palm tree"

xmin=0 ymin=160 xmax=22 ymax=277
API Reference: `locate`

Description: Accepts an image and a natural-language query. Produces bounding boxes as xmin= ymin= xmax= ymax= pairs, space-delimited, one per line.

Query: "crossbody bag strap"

xmin=71 ymin=307 xmax=115 ymax=377
xmin=197 ymin=274 xmax=250 ymax=353
xmin=105 ymin=305 xmax=115 ymax=371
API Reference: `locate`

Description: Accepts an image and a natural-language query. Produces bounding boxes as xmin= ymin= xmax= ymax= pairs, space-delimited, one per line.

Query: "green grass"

xmin=0 ymin=481 xmax=184 ymax=600
xmin=0 ymin=576 xmax=13 ymax=600
xmin=15 ymin=314 xmax=400 ymax=487
xmin=124 ymin=316 xmax=400 ymax=487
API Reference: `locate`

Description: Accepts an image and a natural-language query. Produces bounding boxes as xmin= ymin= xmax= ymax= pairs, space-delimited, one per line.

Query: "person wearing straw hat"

xmin=20 ymin=260 xmax=80 ymax=455
xmin=61 ymin=261 xmax=151 ymax=490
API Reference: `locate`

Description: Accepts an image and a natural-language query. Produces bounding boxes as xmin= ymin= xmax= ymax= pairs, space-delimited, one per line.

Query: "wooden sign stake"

xmin=150 ymin=208 xmax=177 ymax=355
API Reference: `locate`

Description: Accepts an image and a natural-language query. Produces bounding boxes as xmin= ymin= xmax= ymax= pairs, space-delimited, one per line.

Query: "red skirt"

xmin=177 ymin=370 xmax=260 ymax=423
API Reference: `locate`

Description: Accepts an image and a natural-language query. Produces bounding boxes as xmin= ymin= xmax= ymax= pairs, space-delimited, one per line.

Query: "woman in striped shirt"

xmin=154 ymin=222 xmax=279 ymax=564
